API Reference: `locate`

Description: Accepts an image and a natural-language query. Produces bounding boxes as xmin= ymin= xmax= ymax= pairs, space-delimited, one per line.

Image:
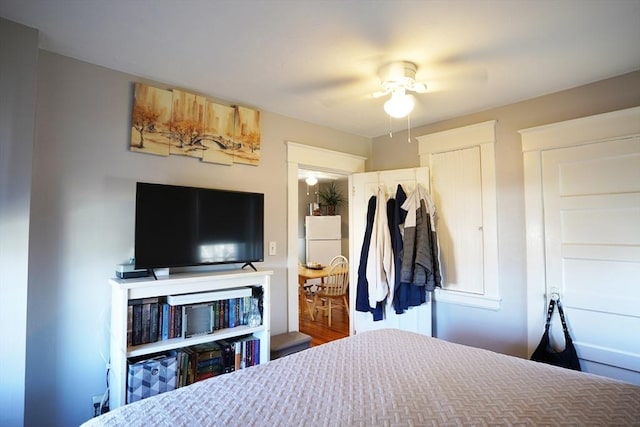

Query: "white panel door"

xmin=542 ymin=136 xmax=640 ymax=383
xmin=349 ymin=167 xmax=432 ymax=336
xmin=430 ymin=146 xmax=484 ymax=294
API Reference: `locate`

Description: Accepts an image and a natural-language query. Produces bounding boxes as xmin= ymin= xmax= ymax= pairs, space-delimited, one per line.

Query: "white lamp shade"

xmin=384 ymin=91 xmax=415 ymax=118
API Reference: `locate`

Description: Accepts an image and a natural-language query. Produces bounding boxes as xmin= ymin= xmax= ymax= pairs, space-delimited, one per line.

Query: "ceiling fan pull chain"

xmin=407 ymin=114 xmax=412 ymax=143
xmin=389 ymin=115 xmax=393 ymax=139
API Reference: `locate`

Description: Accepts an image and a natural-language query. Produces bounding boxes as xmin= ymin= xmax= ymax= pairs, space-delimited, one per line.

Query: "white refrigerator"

xmin=305 ymin=215 xmax=341 ymax=266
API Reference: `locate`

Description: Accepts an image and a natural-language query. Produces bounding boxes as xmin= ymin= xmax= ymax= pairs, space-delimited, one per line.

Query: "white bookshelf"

xmin=109 ymin=269 xmax=272 ymax=409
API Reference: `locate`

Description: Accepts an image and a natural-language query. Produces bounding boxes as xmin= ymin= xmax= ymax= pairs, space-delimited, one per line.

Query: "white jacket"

xmin=366 ymin=186 xmax=394 ymax=308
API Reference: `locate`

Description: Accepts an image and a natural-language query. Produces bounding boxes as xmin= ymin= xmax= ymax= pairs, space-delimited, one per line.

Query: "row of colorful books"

xmin=174 ymin=335 xmax=261 ymax=386
xmin=126 ymin=334 xmax=261 ymax=403
xmin=127 ymin=296 xmax=260 ymax=346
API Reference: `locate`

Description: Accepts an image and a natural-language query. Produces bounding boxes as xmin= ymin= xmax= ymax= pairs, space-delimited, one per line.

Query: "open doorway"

xmin=297 ymin=170 xmax=349 ymax=345
xmin=297 ymin=169 xmax=349 ymax=264
xmin=286 ymin=142 xmax=366 ymax=339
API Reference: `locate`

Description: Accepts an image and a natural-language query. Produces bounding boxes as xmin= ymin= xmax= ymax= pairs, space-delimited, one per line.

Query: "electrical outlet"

xmin=92 ymin=395 xmax=102 ymax=418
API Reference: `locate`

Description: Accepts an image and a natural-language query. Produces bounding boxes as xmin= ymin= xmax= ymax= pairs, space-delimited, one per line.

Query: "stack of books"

xmin=127 ymin=297 xmax=161 ymax=346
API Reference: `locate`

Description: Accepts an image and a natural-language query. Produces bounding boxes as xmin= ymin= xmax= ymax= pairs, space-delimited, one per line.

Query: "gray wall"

xmin=372 ymin=70 xmax=640 ymax=357
xmin=0 ymin=18 xmax=38 ymax=427
xmin=19 ymin=47 xmax=369 ymax=426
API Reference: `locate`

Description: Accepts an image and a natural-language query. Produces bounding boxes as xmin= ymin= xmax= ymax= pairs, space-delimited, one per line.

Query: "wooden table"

xmin=298 ymin=265 xmax=333 ymax=320
xmin=298 ymin=265 xmax=332 ymax=286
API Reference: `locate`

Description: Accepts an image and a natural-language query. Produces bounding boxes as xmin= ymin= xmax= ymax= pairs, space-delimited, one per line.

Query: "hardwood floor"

xmin=299 ymin=299 xmax=349 ymax=347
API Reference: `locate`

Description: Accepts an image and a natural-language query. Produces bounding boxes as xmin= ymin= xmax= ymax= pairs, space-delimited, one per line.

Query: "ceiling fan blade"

xmin=284 ymin=74 xmax=366 ymax=93
xmin=412 ymin=82 xmax=428 ymax=93
xmin=372 ymin=89 xmax=390 ymax=98
xmin=423 ymin=67 xmax=488 ymax=93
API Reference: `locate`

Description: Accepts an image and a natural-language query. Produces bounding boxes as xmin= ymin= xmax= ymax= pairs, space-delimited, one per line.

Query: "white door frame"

xmin=286 ymin=142 xmax=366 ymax=332
xmin=520 ymin=106 xmax=640 ymax=355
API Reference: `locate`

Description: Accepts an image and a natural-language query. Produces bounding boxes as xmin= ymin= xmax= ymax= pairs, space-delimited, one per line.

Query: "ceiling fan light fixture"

xmin=305 ymin=175 xmax=318 ymax=186
xmin=384 ymin=89 xmax=414 ymax=118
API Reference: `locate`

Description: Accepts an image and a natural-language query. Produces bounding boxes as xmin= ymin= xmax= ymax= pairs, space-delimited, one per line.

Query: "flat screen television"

xmin=134 ymin=182 xmax=264 ymax=271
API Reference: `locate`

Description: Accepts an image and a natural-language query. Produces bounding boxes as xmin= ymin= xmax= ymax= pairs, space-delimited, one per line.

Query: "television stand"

xmin=108 ymin=269 xmax=272 ymax=408
xmin=241 ymin=262 xmax=257 ymax=272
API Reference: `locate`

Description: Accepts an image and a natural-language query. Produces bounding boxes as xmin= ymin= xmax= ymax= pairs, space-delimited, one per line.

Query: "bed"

xmin=83 ymin=328 xmax=640 ymax=426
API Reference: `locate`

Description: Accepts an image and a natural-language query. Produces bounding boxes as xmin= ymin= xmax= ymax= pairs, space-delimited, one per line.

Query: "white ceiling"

xmin=2 ymin=0 xmax=639 ymax=138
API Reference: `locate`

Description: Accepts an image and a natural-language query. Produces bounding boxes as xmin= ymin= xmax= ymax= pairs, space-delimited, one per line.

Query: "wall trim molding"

xmin=286 ymin=141 xmax=366 ymax=332
xmin=520 ymin=106 xmax=640 ymax=152
xmin=417 ymin=121 xmax=500 ymax=310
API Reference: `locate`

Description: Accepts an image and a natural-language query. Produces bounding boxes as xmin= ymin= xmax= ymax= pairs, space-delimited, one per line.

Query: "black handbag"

xmin=530 ymin=298 xmax=581 ymax=371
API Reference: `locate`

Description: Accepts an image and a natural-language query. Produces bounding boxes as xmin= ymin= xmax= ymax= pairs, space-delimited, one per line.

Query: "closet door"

xmin=542 ymin=136 xmax=640 ymax=383
xmin=348 ymin=167 xmax=432 ymax=336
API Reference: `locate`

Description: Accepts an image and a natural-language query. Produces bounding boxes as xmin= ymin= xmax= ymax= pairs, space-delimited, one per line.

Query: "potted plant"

xmin=318 ymin=182 xmax=345 ymax=215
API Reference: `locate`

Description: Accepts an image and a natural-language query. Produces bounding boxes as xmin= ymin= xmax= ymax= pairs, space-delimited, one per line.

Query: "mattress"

xmin=83 ymin=328 xmax=640 ymax=426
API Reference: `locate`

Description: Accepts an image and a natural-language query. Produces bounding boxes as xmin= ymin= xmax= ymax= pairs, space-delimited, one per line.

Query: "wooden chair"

xmin=328 ymin=255 xmax=348 ymax=267
xmin=311 ymin=259 xmax=349 ymax=327
xmin=301 ymin=281 xmax=319 ymax=321
xmin=299 ymin=260 xmax=318 ymax=321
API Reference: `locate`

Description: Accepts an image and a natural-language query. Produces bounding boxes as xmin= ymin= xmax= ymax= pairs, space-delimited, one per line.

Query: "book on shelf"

xmin=168 ymin=305 xmax=176 ymax=339
xmin=220 ymin=300 xmax=226 ymax=330
xmin=228 ymin=298 xmax=236 ymax=328
xmin=161 ymin=303 xmax=169 ymax=341
xmin=141 ymin=303 xmax=150 ymax=344
xmin=178 ymin=347 xmax=194 ymax=387
xmin=149 ymin=302 xmax=159 ymax=343
xmin=213 ymin=301 xmax=219 ymax=331
xmin=196 ymin=357 xmax=223 ymax=379
xmin=127 ymin=305 xmax=133 ymax=347
xmin=132 ymin=303 xmax=143 ymax=346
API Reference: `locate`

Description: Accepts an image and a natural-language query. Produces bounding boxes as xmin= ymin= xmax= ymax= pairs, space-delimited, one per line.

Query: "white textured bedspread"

xmin=83 ymin=328 xmax=640 ymax=426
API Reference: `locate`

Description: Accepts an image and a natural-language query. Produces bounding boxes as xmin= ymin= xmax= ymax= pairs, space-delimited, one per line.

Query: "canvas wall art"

xmin=202 ymin=102 xmax=235 ymax=165
xmin=130 ymin=83 xmax=173 ymax=156
xmin=169 ymin=90 xmax=206 ymax=159
xmin=233 ymin=106 xmax=261 ymax=166
xmin=130 ymin=83 xmax=261 ymax=166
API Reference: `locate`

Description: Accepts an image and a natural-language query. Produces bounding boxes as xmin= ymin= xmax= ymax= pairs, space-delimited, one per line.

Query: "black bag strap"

xmin=556 ymin=298 xmax=571 ymax=335
xmin=545 ymin=297 xmax=570 ymax=334
xmin=544 ymin=299 xmax=555 ymax=331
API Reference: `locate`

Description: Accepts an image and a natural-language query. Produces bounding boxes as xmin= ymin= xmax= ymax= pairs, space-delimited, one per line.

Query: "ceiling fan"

xmin=373 ymin=61 xmax=427 ymax=118
xmin=293 ymin=56 xmax=486 ymax=119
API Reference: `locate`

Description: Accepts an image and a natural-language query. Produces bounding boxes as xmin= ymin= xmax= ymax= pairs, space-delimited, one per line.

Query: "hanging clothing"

xmin=389 ymin=185 xmax=410 ymax=314
xmin=400 ymin=184 xmax=442 ymax=292
xmin=355 ymin=195 xmax=384 ymax=321
xmin=357 ymin=182 xmax=440 ymax=320
xmin=366 ymin=186 xmax=394 ymax=308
